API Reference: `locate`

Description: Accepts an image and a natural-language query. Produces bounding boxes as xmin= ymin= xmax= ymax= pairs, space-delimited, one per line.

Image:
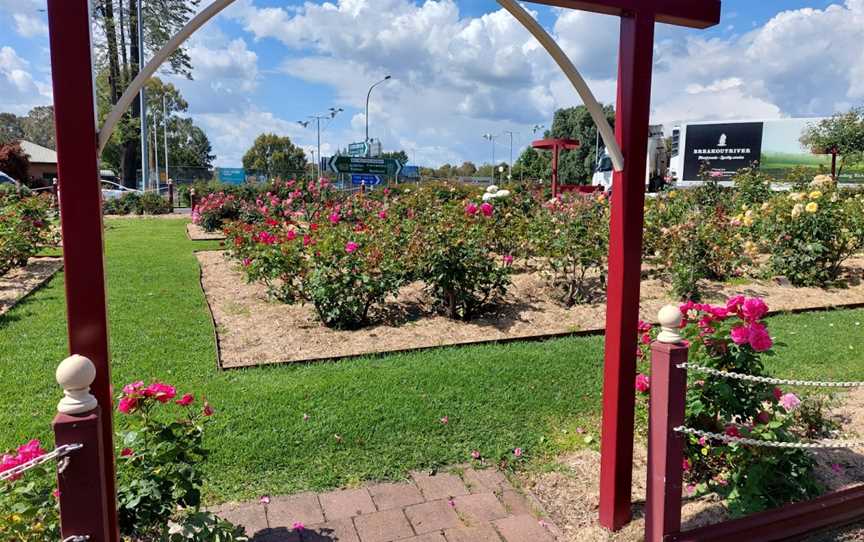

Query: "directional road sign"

xmin=348 ymin=142 xmax=368 ymax=157
xmin=325 ymin=156 xmax=403 ymax=177
xmin=351 ymin=174 xmax=382 ymax=186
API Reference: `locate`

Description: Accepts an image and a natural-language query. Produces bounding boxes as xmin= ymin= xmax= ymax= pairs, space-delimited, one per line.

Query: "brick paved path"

xmin=213 ymin=466 xmax=559 ymax=541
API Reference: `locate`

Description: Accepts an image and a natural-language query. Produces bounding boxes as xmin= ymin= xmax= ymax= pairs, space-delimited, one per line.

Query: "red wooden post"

xmin=645 ymin=306 xmax=689 ymax=542
xmin=52 ymin=178 xmax=59 ymax=209
xmin=53 ymin=355 xmax=113 ymax=542
xmin=46 ymin=0 xmax=119 ymax=540
xmin=831 ymin=151 xmax=838 ymax=180
xmin=598 ymin=12 xmax=656 ymax=530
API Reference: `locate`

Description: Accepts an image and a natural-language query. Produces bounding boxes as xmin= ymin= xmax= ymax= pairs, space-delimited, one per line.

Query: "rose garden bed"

xmin=199 ymin=250 xmax=864 ymax=368
xmin=0 ymin=257 xmax=63 ymax=316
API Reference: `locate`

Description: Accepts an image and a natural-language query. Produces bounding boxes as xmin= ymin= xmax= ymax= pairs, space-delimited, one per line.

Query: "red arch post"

xmin=46 ymin=0 xmax=119 ymax=539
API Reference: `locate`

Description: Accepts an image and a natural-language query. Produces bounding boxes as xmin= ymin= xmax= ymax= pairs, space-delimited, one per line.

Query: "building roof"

xmin=20 ymin=140 xmax=58 ymax=165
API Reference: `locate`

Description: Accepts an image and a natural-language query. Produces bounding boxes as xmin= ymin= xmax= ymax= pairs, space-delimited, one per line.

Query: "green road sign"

xmin=348 ymin=142 xmax=368 ymax=157
xmin=326 ymin=156 xmax=403 ymax=176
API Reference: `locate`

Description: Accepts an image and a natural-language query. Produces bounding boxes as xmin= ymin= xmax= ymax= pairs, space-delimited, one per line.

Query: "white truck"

xmin=591 ymin=124 xmax=669 ymax=192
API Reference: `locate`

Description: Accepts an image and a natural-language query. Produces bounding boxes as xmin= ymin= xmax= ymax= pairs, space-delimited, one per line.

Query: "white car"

xmin=101 ymin=180 xmax=140 ymax=200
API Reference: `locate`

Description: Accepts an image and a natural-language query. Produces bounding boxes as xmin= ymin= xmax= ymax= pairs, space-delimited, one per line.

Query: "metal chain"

xmin=0 ymin=443 xmax=83 ymax=481
xmin=674 ymin=426 xmax=864 ymax=449
xmin=677 ymin=363 xmax=864 ymax=388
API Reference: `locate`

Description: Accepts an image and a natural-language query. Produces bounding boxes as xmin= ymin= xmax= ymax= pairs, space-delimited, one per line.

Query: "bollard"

xmin=189 ymin=188 xmax=197 ymax=212
xmin=167 ymin=179 xmax=174 ymax=213
xmin=52 ymin=355 xmax=116 ymax=542
xmin=644 ymin=305 xmax=688 ymax=542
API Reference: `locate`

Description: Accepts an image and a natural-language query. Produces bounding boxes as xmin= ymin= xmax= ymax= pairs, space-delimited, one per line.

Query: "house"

xmin=20 ymin=140 xmax=58 ymax=184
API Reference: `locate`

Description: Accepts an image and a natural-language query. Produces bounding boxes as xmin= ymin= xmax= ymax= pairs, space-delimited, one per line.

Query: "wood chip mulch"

xmin=196 ymin=251 xmax=864 ymax=368
xmin=187 ymin=223 xmax=226 ymax=241
xmin=0 ymin=257 xmax=63 ymax=316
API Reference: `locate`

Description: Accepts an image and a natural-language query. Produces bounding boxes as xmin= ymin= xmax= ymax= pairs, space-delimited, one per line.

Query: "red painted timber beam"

xmin=46 ymin=0 xmax=119 ymax=539
xmin=597 ymin=11 xmax=656 ymax=531
xmin=525 ymin=0 xmax=721 ymax=29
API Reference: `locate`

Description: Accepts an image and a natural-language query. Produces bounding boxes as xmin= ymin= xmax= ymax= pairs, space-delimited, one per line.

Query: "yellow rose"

xmin=743 ymin=216 xmax=754 ymax=227
xmin=809 ymin=190 xmax=822 ymax=200
xmin=806 ymin=202 xmax=819 ymax=213
xmin=668 ymin=190 xmax=677 ymax=199
xmin=761 ymin=202 xmax=770 ymax=211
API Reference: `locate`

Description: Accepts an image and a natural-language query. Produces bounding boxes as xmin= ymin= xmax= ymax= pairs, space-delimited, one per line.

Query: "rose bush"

xmin=757 ymin=179 xmax=864 ymax=286
xmin=192 ymin=192 xmax=241 ymax=232
xmin=0 ymin=382 xmax=246 ymax=541
xmin=0 ymin=193 xmax=57 ymax=275
xmin=637 ymin=296 xmax=827 ymax=516
xmin=531 ymin=193 xmax=609 ymax=306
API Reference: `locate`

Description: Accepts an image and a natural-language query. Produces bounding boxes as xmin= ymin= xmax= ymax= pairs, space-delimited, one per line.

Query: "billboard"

xmin=217 ymin=167 xmax=246 ymax=185
xmin=680 ymin=118 xmax=863 ymax=183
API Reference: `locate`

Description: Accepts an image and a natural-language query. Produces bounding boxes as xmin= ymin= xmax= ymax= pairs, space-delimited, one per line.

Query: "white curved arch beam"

xmin=98 ymin=0 xmax=238 ymax=155
xmin=496 ymin=0 xmax=624 ymax=172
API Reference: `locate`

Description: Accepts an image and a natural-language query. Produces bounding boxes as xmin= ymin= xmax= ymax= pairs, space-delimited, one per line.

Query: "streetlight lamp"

xmin=365 ymin=75 xmax=391 ymax=155
xmin=502 ymin=130 xmax=519 ymax=181
xmin=299 ymin=107 xmax=343 ymax=180
xmin=532 ymin=124 xmax=544 ymax=135
xmin=482 ymin=133 xmax=498 ymax=182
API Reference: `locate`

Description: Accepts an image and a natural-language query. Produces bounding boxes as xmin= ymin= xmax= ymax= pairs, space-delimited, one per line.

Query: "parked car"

xmin=0 ymin=171 xmax=20 ymax=187
xmin=101 ymin=180 xmax=140 ymax=200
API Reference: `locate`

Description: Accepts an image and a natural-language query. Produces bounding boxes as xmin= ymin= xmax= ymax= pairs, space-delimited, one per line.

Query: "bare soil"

xmin=0 ymin=257 xmax=63 ymax=316
xmin=196 ymin=251 xmax=864 ymax=368
xmin=522 ymin=387 xmax=864 ymax=541
xmin=187 ymin=223 xmax=226 ymax=240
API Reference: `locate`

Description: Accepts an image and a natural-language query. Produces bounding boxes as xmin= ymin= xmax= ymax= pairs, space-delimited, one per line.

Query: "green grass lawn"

xmin=2 ymin=217 xmax=864 ymax=503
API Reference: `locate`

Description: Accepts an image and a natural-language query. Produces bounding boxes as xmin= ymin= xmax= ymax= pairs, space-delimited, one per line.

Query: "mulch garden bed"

xmin=187 ymin=223 xmax=226 ymax=241
xmin=0 ymin=257 xmax=63 ymax=316
xmin=522 ymin=386 xmax=864 ymax=541
xmin=196 ymin=251 xmax=864 ymax=368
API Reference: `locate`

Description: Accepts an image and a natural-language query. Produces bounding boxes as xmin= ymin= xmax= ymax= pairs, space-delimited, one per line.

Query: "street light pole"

xmin=163 ymin=94 xmax=169 ymax=184
xmin=137 ymin=0 xmax=148 ymax=191
xmin=483 ymin=133 xmax=498 ymax=183
xmin=365 ymin=75 xmax=391 ymax=155
xmin=503 ymin=130 xmax=516 ymax=181
xmin=300 ymin=107 xmax=343 ymax=180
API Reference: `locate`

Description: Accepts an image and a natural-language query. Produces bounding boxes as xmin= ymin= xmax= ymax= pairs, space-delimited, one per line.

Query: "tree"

xmin=20 ymin=106 xmax=56 ymax=149
xmin=380 ymin=150 xmax=408 ymax=163
xmin=0 ymin=142 xmax=31 ymax=183
xmin=513 ymin=146 xmax=547 ymax=180
xmin=168 ymin=118 xmax=214 ymax=170
xmin=548 ymin=104 xmax=616 ymax=184
xmin=91 ymin=0 xmax=201 ymax=187
xmin=456 ymin=161 xmax=478 ymax=177
xmin=243 ymin=134 xmax=307 ymax=178
xmin=801 ymin=108 xmax=864 ymax=178
xmin=0 ymin=113 xmax=25 ymax=145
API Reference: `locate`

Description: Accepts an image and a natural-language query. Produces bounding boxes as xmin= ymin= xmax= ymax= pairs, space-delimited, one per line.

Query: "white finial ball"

xmin=656 ymin=305 xmax=684 ymax=344
xmin=56 ymin=354 xmax=96 ymax=391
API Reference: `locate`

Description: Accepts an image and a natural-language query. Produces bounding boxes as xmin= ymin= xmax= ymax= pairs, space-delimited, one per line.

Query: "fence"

xmin=645 ymin=305 xmax=864 ymax=542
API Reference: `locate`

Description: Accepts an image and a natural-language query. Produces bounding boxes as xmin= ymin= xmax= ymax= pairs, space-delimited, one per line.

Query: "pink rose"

xmin=514 ymin=447 xmax=523 ymax=457
xmin=120 ymin=447 xmax=134 ymax=457
xmin=378 ymin=210 xmax=388 ymax=219
xmin=730 ymin=325 xmax=749 ymax=345
xmin=503 ymin=254 xmax=514 ymax=266
xmin=724 ymin=425 xmax=740 ymax=438
xmin=118 ymin=396 xmax=138 ymax=414
xmin=465 ymin=202 xmax=478 ymax=215
xmin=780 ymin=393 xmax=801 ymax=412
xmin=756 ymin=411 xmax=771 ymax=424
xmin=725 ymin=295 xmax=745 ymax=312
xmin=635 ymin=373 xmax=650 ymax=393
xmin=175 ymin=393 xmax=194 ymax=406
xmin=741 ymin=297 xmax=768 ymax=322
xmin=471 ymin=450 xmax=481 ymax=459
xmin=345 ymin=241 xmax=359 ymax=254
xmin=242 ymin=258 xmax=251 ymax=267
xmin=122 ymin=381 xmax=144 ymax=395
xmin=286 ymin=229 xmax=297 ymax=241
xmin=203 ymin=402 xmax=214 ymax=417
xmin=773 ymin=387 xmax=784 ymax=400
xmin=329 ymin=212 xmax=341 ymax=225
xmin=480 ymin=202 xmax=494 ymax=217
xmin=682 ymin=458 xmax=691 ymax=472
xmin=144 ymin=382 xmax=177 ymax=403
xmin=260 ymin=495 xmax=271 ymax=505
xmin=748 ymin=323 xmax=773 ymax=352
xmin=292 ymin=522 xmax=305 ymax=532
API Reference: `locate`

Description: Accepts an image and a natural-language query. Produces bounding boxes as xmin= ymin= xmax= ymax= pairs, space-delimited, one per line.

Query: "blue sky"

xmin=1 ymin=0 xmax=863 ymax=167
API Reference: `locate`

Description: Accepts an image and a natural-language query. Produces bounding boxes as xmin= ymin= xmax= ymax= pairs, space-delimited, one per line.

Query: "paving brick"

xmin=353 ymin=509 xmax=415 ymax=542
xmin=493 ymin=514 xmax=555 ymax=542
xmin=254 ymin=527 xmax=302 ymax=541
xmin=462 ymin=468 xmax=508 ymax=494
xmin=214 ymin=502 xmax=268 ymax=538
xmin=452 ymin=493 xmax=508 ymax=524
xmin=267 ymin=492 xmax=326 ymax=527
xmin=368 ymin=482 xmax=425 ymax=510
xmin=320 ymin=488 xmax=377 ymax=520
xmin=397 ymin=533 xmax=446 ymax=542
xmin=410 ymin=471 xmax=469 ymax=501
xmin=498 ymin=491 xmax=531 ymax=516
xmin=302 ymin=518 xmax=359 ymax=542
xmin=405 ymin=500 xmax=462 ymax=534
xmin=444 ymin=525 xmax=503 ymax=542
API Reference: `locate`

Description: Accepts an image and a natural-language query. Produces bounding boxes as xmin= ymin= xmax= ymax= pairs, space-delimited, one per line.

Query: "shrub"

xmin=0 ymin=382 xmax=245 ymax=541
xmin=758 ymin=179 xmax=864 ymax=286
xmin=193 ymin=192 xmax=240 ymax=232
xmin=0 ymin=193 xmax=57 ymax=275
xmin=408 ymin=199 xmax=510 ymax=320
xmin=138 ymin=191 xmax=171 ymax=215
xmin=532 ymin=194 xmax=609 ymax=306
xmin=637 ymin=296 xmax=824 ymax=516
xmin=732 ymin=165 xmax=774 ymax=207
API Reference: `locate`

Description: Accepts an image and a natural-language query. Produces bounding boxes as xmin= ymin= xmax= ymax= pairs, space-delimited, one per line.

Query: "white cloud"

xmin=196 ymin=109 xmax=309 ymax=167
xmin=0 ymin=46 xmax=52 ymax=114
xmin=13 ymin=13 xmax=48 ymax=37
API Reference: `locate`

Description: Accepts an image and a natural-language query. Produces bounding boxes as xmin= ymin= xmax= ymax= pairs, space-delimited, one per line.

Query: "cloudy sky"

xmin=1 ymin=0 xmax=863 ymax=167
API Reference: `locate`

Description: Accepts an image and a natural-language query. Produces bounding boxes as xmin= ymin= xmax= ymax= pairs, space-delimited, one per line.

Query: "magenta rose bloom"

xmin=741 ymin=297 xmax=768 ymax=322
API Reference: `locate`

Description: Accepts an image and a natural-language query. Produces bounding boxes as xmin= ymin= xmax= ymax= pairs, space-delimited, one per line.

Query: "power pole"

xmin=137 ymin=0 xmax=148 ymax=191
xmin=163 ymin=94 xmax=169 ymax=183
